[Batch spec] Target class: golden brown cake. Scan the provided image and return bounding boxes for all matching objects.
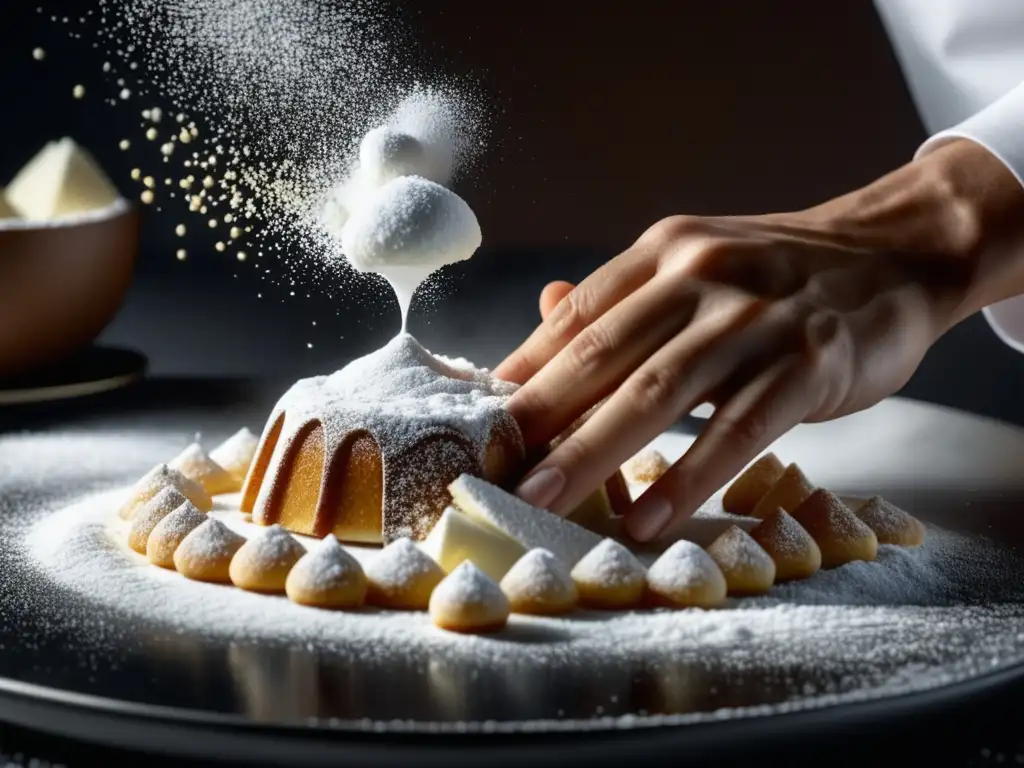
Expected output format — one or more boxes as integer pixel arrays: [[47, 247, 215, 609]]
[[241, 334, 526, 544]]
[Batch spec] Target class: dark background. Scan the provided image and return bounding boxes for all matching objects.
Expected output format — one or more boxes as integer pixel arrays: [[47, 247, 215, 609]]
[[4, 0, 1024, 425]]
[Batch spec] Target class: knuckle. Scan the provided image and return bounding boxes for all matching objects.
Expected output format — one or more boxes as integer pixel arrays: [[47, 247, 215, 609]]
[[566, 323, 617, 377], [547, 287, 590, 343], [626, 365, 680, 412], [637, 215, 702, 252], [718, 409, 769, 450]]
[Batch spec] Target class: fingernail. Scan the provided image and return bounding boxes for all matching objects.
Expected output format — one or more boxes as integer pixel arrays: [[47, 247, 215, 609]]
[[627, 494, 673, 542], [515, 466, 566, 510]]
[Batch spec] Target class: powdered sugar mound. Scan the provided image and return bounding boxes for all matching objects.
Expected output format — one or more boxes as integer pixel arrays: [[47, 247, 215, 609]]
[[208, 427, 259, 473], [366, 538, 442, 591], [239, 524, 305, 570], [570, 539, 647, 589], [177, 517, 245, 561], [708, 526, 774, 571], [430, 561, 508, 616], [500, 549, 576, 604], [339, 176, 481, 272], [646, 540, 724, 594], [288, 534, 364, 590]]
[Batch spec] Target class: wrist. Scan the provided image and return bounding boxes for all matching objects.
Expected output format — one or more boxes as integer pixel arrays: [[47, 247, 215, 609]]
[[806, 139, 1024, 326]]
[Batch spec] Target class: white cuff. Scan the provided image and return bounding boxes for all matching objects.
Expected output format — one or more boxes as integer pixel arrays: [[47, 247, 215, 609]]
[[916, 81, 1024, 352], [915, 79, 1024, 189]]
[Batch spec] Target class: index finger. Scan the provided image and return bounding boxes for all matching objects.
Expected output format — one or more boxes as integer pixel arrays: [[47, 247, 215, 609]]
[[492, 248, 658, 386]]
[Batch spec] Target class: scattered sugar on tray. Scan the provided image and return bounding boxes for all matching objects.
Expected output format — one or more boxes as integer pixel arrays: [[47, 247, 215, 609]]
[[17, 485, 1024, 724]]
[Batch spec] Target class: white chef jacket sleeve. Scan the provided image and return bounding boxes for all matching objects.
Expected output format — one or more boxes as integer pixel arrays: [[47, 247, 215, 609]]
[[874, 0, 1024, 351]]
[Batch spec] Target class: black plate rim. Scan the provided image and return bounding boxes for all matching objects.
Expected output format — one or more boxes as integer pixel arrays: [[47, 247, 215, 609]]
[[0, 652, 1023, 765]]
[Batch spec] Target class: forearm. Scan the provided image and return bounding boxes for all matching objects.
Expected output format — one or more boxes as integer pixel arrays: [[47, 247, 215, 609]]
[[806, 139, 1024, 329]]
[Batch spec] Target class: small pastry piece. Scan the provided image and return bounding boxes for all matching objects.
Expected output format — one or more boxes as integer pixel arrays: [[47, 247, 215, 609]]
[[420, 506, 525, 582], [146, 501, 208, 569], [285, 534, 368, 609], [168, 442, 236, 496], [645, 540, 727, 609], [500, 548, 578, 615], [706, 525, 776, 596], [751, 462, 814, 519], [749, 508, 822, 582], [119, 463, 212, 519], [855, 496, 926, 547], [722, 453, 785, 516], [208, 427, 259, 489], [173, 518, 247, 582], [127, 486, 188, 554], [365, 538, 446, 610], [449, 475, 602, 568], [792, 489, 878, 568], [429, 561, 510, 634], [570, 538, 647, 610], [622, 449, 671, 484], [229, 524, 307, 593]]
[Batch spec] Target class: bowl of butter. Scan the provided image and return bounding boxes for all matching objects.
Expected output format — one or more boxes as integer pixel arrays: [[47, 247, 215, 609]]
[[0, 138, 139, 378]]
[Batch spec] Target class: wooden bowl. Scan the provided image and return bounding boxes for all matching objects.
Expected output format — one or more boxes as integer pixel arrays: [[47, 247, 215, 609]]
[[0, 203, 140, 378]]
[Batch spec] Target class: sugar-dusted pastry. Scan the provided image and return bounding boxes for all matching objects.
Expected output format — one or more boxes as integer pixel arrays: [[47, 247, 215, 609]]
[[722, 453, 785, 516], [449, 475, 602, 568], [365, 538, 446, 610], [208, 427, 259, 490], [500, 548, 578, 615], [229, 524, 307, 593], [173, 518, 247, 583], [751, 462, 814, 519], [285, 534, 368, 609], [119, 463, 212, 520], [429, 561, 510, 634], [706, 525, 776, 596], [127, 486, 187, 554], [146, 501, 208, 569], [241, 335, 525, 545], [622, 449, 671, 484], [169, 442, 237, 496], [855, 496, 926, 547], [420, 506, 525, 582], [792, 489, 878, 568], [570, 538, 647, 610], [645, 540, 727, 609], [749, 507, 821, 582]]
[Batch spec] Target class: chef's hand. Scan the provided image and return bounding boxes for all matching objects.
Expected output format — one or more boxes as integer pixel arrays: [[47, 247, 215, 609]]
[[495, 139, 1024, 543]]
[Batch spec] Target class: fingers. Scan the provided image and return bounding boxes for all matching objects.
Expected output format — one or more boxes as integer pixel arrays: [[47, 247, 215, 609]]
[[513, 292, 763, 515], [540, 281, 575, 321], [492, 248, 659, 385], [507, 277, 702, 448], [625, 308, 853, 543]]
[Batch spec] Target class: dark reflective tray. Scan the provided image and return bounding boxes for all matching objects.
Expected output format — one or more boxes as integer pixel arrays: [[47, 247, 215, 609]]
[[2, 387, 1024, 766]]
